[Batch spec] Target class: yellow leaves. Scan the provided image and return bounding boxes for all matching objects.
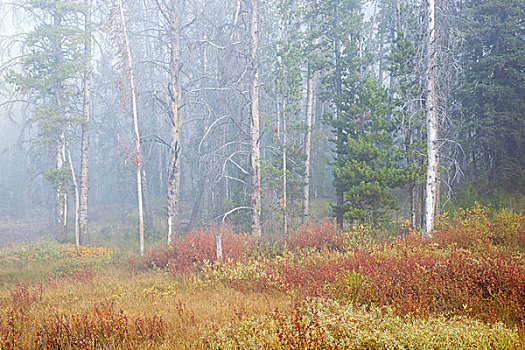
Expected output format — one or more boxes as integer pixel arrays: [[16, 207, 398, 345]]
[[58, 244, 112, 259]]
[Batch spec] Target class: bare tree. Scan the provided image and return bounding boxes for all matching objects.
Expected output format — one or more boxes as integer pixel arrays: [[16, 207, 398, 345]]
[[117, 0, 145, 255], [423, 0, 439, 237], [303, 56, 317, 221], [249, 0, 262, 236], [79, 0, 92, 245], [167, 0, 183, 243]]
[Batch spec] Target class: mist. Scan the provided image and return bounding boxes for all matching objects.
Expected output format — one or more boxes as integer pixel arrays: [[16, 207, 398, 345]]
[[0, 0, 523, 249]]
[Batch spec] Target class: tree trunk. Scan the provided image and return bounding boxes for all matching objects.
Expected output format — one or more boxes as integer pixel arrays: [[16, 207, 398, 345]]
[[66, 142, 80, 245], [250, 0, 262, 237], [303, 62, 317, 221], [167, 0, 183, 243], [334, 18, 344, 228], [118, 0, 145, 255], [142, 168, 154, 233], [56, 131, 67, 240], [423, 0, 438, 237], [282, 99, 288, 238], [79, 0, 92, 246]]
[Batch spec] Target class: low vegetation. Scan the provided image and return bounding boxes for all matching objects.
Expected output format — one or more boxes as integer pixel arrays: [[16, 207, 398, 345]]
[[1, 205, 524, 349]]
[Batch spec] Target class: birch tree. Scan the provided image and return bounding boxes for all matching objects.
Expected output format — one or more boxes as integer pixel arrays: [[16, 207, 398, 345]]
[[249, 0, 262, 236], [167, 0, 183, 243], [79, 0, 92, 245], [116, 0, 146, 255], [423, 0, 439, 236]]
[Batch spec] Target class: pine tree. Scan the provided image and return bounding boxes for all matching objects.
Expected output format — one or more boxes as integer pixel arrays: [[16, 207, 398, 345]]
[[332, 74, 414, 225], [7, 0, 85, 240], [458, 0, 525, 193]]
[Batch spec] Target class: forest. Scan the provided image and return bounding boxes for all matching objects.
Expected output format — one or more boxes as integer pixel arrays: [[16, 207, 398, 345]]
[[0, 0, 524, 348]]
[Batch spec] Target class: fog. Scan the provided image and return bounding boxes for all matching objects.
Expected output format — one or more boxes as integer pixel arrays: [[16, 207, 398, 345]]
[[0, 0, 522, 249]]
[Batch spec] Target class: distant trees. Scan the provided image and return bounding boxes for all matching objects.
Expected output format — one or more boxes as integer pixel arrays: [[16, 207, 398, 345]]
[[457, 0, 525, 194], [1, 0, 523, 246]]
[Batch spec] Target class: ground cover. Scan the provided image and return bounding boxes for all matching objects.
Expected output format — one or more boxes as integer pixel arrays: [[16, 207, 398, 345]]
[[0, 205, 524, 349]]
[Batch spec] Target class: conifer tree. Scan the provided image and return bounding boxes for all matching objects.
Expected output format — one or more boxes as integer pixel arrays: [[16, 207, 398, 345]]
[[7, 0, 85, 240]]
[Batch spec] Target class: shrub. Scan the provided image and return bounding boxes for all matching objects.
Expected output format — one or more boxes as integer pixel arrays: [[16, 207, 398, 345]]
[[205, 298, 523, 349], [435, 204, 525, 251], [287, 219, 346, 252], [137, 225, 254, 272], [35, 302, 167, 349]]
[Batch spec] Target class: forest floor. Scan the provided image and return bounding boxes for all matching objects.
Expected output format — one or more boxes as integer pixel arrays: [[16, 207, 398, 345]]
[[0, 205, 524, 349]]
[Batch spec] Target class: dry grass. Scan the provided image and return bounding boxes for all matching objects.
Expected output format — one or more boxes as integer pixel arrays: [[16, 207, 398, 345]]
[[0, 263, 291, 349]]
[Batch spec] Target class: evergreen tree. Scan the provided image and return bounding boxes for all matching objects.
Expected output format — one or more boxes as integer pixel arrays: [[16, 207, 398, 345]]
[[6, 0, 85, 239], [332, 74, 414, 225], [458, 0, 525, 193]]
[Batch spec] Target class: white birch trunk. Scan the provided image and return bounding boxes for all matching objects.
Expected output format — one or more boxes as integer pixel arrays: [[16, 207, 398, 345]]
[[167, 0, 182, 244], [79, 0, 92, 246], [282, 100, 288, 238], [250, 0, 262, 237], [303, 43, 317, 221], [423, 0, 439, 237], [118, 0, 145, 255], [66, 142, 80, 245]]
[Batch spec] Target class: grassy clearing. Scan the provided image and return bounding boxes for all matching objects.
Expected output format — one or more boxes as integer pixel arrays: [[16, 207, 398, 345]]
[[1, 205, 524, 349]]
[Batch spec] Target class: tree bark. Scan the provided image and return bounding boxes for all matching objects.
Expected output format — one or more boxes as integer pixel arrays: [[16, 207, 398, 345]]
[[56, 131, 67, 240], [423, 0, 439, 237], [303, 62, 317, 221], [282, 99, 288, 238], [167, 0, 183, 244], [118, 0, 145, 255], [66, 142, 80, 245], [79, 0, 92, 246], [249, 0, 262, 237], [334, 14, 344, 229], [142, 168, 154, 233]]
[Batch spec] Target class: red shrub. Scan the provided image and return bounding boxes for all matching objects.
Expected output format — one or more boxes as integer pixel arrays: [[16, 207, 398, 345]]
[[137, 224, 254, 273], [287, 219, 345, 252], [35, 303, 167, 349]]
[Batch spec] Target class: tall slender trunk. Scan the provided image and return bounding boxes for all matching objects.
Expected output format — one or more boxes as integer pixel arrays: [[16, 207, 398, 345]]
[[56, 131, 67, 240], [79, 0, 92, 245], [142, 168, 153, 233], [66, 142, 80, 245], [167, 0, 183, 243], [423, 0, 438, 237], [282, 100, 288, 237], [303, 62, 317, 221], [250, 0, 262, 237], [334, 14, 344, 228], [118, 0, 145, 255], [51, 11, 67, 241]]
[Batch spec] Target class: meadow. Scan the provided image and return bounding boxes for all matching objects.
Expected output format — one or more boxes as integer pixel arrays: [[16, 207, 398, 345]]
[[1, 205, 524, 349]]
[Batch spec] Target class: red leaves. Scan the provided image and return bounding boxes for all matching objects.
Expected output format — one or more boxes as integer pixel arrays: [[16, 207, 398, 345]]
[[136, 225, 254, 273], [35, 303, 167, 349], [287, 219, 345, 252]]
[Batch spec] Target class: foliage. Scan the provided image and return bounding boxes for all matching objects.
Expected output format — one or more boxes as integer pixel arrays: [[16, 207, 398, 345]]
[[196, 207, 525, 329], [206, 298, 523, 349], [436, 204, 525, 251], [35, 302, 167, 349], [134, 225, 254, 272], [331, 74, 416, 224], [457, 0, 525, 193], [286, 218, 346, 252]]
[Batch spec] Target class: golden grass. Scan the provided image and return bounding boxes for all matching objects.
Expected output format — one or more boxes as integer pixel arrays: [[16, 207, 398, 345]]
[[0, 264, 292, 349]]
